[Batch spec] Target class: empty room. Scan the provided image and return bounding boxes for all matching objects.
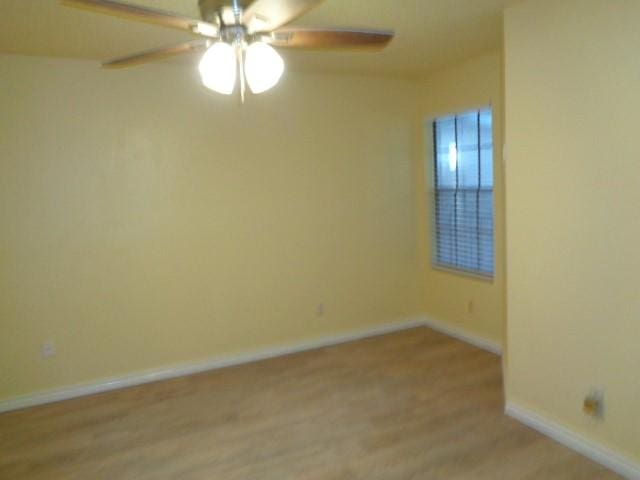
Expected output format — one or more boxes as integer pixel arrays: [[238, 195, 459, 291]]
[[1, 0, 639, 478]]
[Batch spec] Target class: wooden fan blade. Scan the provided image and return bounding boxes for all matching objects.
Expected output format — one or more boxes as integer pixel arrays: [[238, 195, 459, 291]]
[[103, 40, 208, 68], [266, 28, 394, 50], [60, 0, 219, 37], [243, 0, 324, 32]]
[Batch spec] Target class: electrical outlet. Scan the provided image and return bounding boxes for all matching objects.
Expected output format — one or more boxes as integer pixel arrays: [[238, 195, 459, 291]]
[[583, 388, 605, 419], [41, 340, 56, 359]]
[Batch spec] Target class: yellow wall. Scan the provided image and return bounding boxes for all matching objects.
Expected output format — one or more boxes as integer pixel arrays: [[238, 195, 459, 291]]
[[0, 54, 423, 402], [415, 52, 506, 346], [505, 0, 640, 463]]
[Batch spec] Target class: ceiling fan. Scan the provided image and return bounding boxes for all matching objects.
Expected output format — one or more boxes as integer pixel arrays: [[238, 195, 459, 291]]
[[61, 0, 395, 101]]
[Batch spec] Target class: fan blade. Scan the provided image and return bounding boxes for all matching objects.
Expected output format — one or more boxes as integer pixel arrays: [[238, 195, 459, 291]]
[[265, 28, 394, 50], [60, 0, 219, 37], [103, 40, 208, 68], [243, 0, 324, 32]]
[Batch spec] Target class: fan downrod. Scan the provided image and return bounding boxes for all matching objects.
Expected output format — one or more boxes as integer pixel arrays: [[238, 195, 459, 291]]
[[198, 0, 251, 23]]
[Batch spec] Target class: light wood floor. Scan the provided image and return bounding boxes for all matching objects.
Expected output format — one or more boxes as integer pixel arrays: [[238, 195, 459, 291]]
[[0, 327, 621, 479]]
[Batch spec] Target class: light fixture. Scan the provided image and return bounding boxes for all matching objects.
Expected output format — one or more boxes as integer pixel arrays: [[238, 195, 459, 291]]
[[198, 42, 237, 95], [244, 42, 285, 94], [198, 41, 284, 98]]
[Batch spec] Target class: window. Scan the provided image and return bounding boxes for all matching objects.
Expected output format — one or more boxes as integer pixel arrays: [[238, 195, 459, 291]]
[[431, 107, 494, 277]]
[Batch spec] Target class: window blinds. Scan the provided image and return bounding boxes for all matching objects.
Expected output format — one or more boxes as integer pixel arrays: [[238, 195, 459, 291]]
[[432, 108, 494, 277]]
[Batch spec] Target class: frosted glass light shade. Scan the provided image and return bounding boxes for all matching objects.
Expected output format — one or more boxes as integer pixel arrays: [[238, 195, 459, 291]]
[[244, 42, 284, 94], [199, 42, 237, 95]]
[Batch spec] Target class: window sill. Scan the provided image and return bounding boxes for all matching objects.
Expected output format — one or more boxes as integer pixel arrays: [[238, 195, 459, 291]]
[[431, 264, 495, 283]]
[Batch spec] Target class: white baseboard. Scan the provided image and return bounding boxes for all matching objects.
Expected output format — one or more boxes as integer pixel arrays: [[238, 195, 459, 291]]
[[0, 317, 425, 414], [0, 316, 502, 414], [422, 316, 502, 355], [506, 401, 640, 480]]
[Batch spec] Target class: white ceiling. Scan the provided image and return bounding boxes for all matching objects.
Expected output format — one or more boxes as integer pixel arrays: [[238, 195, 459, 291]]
[[0, 0, 510, 77]]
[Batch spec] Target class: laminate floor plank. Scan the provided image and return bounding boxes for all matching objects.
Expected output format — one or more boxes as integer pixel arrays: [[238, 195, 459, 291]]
[[0, 327, 621, 479]]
